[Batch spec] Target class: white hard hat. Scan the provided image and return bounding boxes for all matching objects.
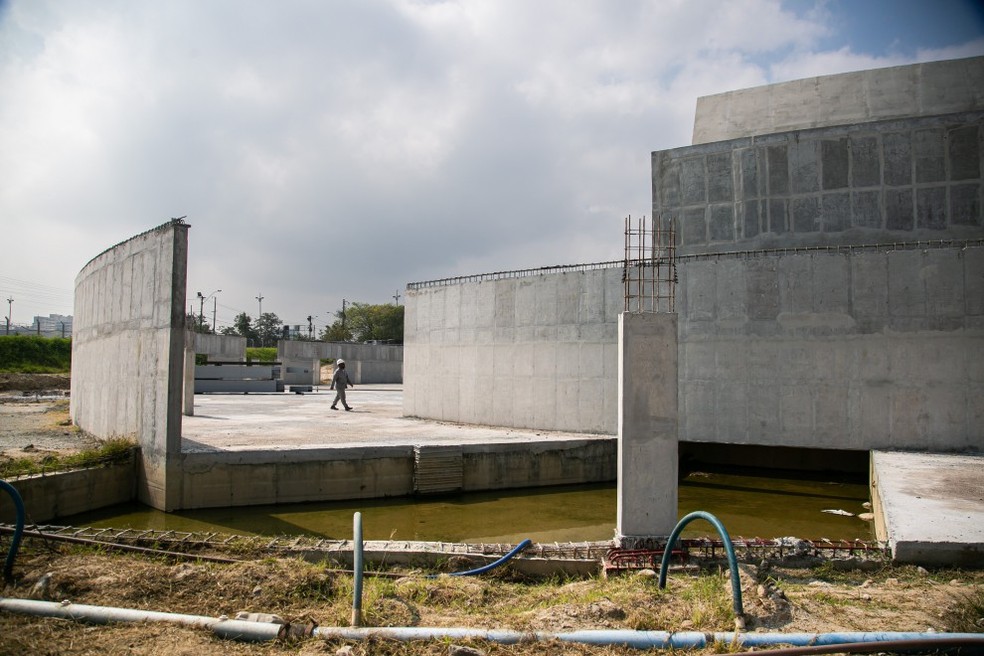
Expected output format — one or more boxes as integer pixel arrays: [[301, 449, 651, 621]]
[[336, 359, 345, 365]]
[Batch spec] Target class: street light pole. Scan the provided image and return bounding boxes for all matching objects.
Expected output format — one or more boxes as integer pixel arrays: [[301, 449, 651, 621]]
[[5, 297, 12, 335], [256, 293, 264, 318]]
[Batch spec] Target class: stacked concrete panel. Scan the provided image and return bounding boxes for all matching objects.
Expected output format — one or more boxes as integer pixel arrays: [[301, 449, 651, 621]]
[[70, 220, 189, 510]]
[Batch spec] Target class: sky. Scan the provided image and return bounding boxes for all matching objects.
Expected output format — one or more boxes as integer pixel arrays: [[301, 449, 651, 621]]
[[2, 0, 983, 334]]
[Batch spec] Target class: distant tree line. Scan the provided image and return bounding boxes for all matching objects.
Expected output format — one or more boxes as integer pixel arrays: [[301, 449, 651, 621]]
[[191, 302, 403, 346]]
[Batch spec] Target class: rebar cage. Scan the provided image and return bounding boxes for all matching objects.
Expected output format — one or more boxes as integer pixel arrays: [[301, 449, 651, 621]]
[[622, 214, 677, 313]]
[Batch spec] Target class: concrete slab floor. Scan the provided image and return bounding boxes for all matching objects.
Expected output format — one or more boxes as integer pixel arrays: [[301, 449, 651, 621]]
[[871, 450, 984, 567], [181, 384, 611, 452]]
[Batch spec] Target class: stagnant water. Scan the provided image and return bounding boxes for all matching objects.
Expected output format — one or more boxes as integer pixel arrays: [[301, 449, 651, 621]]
[[61, 470, 872, 544]]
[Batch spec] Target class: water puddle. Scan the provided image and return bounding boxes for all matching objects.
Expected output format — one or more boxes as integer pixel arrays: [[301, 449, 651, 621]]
[[62, 470, 872, 543]]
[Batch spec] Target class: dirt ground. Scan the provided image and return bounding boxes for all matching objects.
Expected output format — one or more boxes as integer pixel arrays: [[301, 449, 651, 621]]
[[0, 376, 981, 654]]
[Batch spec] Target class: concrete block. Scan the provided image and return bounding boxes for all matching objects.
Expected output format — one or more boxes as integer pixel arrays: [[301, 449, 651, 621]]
[[851, 135, 881, 187], [709, 204, 735, 241], [852, 190, 882, 228], [882, 132, 912, 186], [741, 199, 761, 238], [707, 152, 733, 202], [951, 183, 981, 226], [767, 145, 789, 195], [768, 198, 788, 233], [714, 259, 745, 321], [739, 148, 761, 199], [885, 188, 914, 230], [682, 341, 715, 381], [680, 157, 706, 204], [792, 196, 821, 233], [823, 192, 851, 232], [916, 186, 947, 230], [948, 124, 981, 181], [789, 138, 820, 194], [913, 128, 946, 183], [681, 207, 707, 246], [822, 138, 849, 190]]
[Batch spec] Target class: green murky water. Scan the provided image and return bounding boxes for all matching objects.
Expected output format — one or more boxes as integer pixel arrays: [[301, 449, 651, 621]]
[[62, 471, 871, 543]]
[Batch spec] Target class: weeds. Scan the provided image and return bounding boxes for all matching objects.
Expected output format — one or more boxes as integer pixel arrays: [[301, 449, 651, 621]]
[[944, 587, 984, 632], [0, 437, 136, 478]]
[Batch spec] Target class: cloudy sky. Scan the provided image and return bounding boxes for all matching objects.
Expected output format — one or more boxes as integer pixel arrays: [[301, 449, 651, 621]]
[[2, 0, 983, 334]]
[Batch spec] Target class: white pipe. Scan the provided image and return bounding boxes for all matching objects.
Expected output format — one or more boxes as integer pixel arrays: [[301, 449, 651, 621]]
[[3, 597, 983, 650]]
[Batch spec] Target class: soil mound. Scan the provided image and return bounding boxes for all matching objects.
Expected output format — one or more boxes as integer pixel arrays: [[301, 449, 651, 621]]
[[0, 373, 71, 393]]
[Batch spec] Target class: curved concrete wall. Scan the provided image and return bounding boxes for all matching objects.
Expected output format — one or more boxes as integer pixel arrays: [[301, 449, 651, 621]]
[[71, 220, 188, 509], [404, 267, 622, 433], [694, 56, 984, 144], [404, 242, 984, 453]]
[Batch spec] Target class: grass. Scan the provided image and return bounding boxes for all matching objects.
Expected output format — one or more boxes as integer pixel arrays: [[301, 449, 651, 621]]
[[0, 437, 135, 478], [944, 587, 984, 632]]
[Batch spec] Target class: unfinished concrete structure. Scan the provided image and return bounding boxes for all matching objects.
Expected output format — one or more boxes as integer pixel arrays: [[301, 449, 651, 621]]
[[405, 56, 984, 458]]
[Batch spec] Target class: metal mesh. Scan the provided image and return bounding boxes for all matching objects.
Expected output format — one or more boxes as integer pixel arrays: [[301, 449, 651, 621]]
[[622, 214, 677, 313]]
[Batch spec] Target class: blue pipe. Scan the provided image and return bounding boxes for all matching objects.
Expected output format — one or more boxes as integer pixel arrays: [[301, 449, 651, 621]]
[[0, 479, 26, 583], [352, 512, 363, 627], [658, 511, 743, 617], [427, 539, 533, 578]]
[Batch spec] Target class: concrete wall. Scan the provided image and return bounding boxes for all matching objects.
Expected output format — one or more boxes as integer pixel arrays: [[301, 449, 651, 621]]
[[192, 333, 247, 361], [657, 112, 984, 253], [279, 340, 403, 383], [71, 220, 188, 510], [694, 56, 984, 144], [404, 241, 983, 452], [404, 267, 622, 433], [178, 439, 614, 509], [0, 458, 136, 523]]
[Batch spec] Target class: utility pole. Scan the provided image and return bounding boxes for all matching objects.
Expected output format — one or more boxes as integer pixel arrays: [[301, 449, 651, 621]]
[[256, 293, 264, 318], [212, 296, 218, 333], [5, 296, 12, 335], [307, 315, 313, 339], [341, 298, 347, 329], [393, 290, 401, 305], [197, 291, 206, 329]]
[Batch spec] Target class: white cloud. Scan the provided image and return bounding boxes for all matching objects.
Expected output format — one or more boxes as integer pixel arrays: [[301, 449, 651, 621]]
[[0, 0, 980, 324]]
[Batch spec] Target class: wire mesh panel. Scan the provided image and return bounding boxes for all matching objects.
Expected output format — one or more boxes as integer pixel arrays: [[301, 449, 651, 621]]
[[622, 215, 676, 313]]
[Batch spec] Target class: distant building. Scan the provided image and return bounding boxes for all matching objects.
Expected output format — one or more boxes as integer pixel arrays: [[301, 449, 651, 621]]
[[31, 314, 73, 338]]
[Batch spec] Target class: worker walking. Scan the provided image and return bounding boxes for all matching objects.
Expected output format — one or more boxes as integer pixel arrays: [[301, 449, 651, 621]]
[[329, 359, 354, 411]]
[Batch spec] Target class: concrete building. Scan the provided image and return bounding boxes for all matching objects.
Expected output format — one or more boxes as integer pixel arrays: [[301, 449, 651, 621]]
[[405, 56, 984, 458]]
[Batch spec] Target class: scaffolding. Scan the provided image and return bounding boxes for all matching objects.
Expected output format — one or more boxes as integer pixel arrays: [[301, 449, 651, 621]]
[[623, 214, 676, 313]]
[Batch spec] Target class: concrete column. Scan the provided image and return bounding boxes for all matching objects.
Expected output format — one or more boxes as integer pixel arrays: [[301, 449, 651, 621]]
[[182, 347, 195, 416], [617, 312, 678, 543]]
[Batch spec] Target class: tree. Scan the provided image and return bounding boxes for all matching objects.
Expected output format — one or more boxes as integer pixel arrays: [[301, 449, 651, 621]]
[[320, 320, 352, 343], [186, 312, 213, 334], [229, 312, 257, 341], [337, 302, 404, 343], [254, 312, 283, 347]]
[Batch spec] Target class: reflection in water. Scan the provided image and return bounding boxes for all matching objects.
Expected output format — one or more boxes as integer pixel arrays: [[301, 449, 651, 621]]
[[64, 471, 872, 543]]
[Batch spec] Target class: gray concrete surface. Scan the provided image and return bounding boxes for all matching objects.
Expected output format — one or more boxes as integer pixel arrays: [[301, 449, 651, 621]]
[[617, 313, 678, 542], [693, 56, 984, 143], [183, 384, 607, 451], [178, 384, 616, 509], [71, 220, 188, 511], [870, 450, 984, 567]]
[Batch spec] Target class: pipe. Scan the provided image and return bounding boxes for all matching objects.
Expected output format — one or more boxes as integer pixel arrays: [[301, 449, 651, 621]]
[[427, 538, 532, 578], [2, 598, 983, 651], [0, 479, 25, 583], [658, 511, 743, 618], [351, 511, 363, 627]]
